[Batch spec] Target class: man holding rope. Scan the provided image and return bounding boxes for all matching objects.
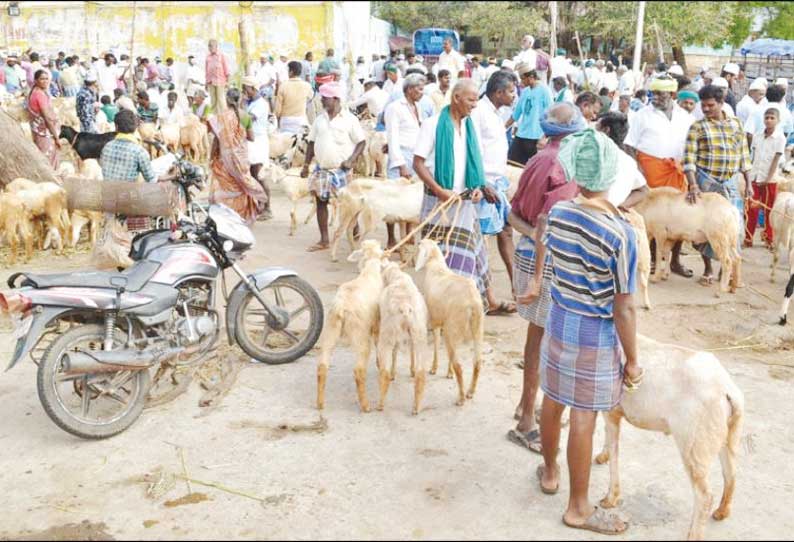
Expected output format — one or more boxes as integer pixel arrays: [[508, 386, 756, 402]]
[[412, 79, 506, 306]]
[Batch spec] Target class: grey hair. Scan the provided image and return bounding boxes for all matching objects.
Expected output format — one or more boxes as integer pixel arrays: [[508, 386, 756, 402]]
[[545, 101, 577, 125], [485, 70, 515, 97], [403, 73, 427, 91], [451, 78, 479, 97]]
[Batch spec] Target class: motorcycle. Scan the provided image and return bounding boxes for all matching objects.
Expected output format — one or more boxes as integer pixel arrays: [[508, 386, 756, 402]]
[[1, 203, 324, 439]]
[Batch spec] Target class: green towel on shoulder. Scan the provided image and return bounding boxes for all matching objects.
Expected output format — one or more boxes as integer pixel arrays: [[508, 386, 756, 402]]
[[433, 106, 485, 191]]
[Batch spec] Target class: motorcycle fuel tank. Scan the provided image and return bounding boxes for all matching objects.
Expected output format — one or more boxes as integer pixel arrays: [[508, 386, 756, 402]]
[[147, 244, 219, 286]]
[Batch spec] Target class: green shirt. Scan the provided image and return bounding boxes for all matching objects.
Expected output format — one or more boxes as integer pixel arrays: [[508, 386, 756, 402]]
[[101, 104, 119, 123]]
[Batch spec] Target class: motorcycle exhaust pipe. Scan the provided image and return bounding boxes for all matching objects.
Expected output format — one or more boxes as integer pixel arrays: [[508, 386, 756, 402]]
[[63, 346, 186, 374]]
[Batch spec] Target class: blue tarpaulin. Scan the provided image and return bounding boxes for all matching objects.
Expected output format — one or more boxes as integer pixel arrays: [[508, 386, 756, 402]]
[[412, 28, 460, 57], [740, 38, 794, 57]]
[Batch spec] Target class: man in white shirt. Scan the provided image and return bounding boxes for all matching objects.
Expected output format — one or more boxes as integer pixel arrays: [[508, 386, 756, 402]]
[[372, 54, 387, 83], [185, 55, 205, 102], [406, 53, 427, 75], [744, 84, 793, 144], [484, 57, 500, 81], [350, 79, 389, 119], [382, 63, 403, 99], [549, 48, 573, 89], [354, 57, 368, 82], [274, 53, 290, 89], [436, 38, 466, 82], [617, 64, 634, 96], [736, 77, 767, 127], [624, 76, 695, 276], [254, 54, 277, 108], [159, 91, 185, 127], [596, 112, 648, 209], [470, 70, 518, 302], [300, 82, 366, 252], [414, 79, 508, 313], [551, 76, 574, 104], [96, 53, 120, 100], [513, 35, 537, 71], [470, 56, 488, 89], [746, 107, 787, 247]]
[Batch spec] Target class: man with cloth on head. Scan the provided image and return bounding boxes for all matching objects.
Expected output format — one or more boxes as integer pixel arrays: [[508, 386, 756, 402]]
[[624, 75, 695, 277], [413, 78, 502, 301], [301, 82, 366, 252], [736, 77, 768, 127], [504, 102, 586, 453], [470, 70, 519, 315]]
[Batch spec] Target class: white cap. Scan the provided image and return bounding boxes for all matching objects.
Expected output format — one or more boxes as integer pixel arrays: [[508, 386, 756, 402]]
[[700, 65, 711, 73], [397, 54, 405, 60], [775, 77, 789, 87], [416, 55, 423, 62], [501, 59, 515, 70], [749, 77, 768, 91], [668, 64, 684, 76], [722, 62, 740, 75], [712, 76, 729, 89]]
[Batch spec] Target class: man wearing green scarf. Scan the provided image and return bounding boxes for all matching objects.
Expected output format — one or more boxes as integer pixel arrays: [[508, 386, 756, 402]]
[[413, 79, 504, 301]]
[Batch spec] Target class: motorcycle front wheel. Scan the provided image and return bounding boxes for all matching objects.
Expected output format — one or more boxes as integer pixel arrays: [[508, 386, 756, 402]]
[[37, 324, 150, 439], [233, 276, 323, 364]]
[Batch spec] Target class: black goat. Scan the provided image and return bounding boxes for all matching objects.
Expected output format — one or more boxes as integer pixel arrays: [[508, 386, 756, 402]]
[[59, 126, 117, 161]]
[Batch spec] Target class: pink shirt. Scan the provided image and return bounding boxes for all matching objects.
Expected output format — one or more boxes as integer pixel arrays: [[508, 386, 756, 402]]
[[205, 52, 229, 86], [512, 138, 578, 227]]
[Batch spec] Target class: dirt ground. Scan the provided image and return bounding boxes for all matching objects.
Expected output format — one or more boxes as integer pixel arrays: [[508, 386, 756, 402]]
[[1, 188, 793, 541]]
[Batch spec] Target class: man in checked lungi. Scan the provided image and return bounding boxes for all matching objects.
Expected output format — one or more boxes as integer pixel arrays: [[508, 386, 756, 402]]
[[533, 129, 644, 535], [301, 82, 367, 252], [412, 78, 513, 311]]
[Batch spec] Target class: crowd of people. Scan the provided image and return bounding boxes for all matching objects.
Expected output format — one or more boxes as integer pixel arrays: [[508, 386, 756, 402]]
[[6, 32, 792, 535]]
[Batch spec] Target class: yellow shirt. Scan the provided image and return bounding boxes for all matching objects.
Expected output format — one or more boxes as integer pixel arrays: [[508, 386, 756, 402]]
[[275, 78, 314, 119]]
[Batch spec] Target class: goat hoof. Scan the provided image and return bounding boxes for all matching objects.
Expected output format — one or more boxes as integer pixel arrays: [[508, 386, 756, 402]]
[[712, 508, 730, 521], [360, 405, 371, 413], [594, 452, 610, 465], [465, 391, 474, 399], [411, 408, 419, 416], [455, 399, 465, 407], [779, 316, 787, 326], [446, 373, 454, 380], [599, 496, 621, 509], [376, 404, 384, 412], [429, 369, 437, 375]]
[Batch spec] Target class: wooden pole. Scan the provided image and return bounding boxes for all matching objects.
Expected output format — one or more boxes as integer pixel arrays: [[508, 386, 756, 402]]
[[574, 31, 589, 91], [0, 110, 59, 186], [632, 1, 646, 72], [653, 22, 664, 64], [549, 1, 559, 56]]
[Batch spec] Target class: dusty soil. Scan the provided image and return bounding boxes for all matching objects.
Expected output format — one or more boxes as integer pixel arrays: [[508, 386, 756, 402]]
[[1, 189, 793, 540]]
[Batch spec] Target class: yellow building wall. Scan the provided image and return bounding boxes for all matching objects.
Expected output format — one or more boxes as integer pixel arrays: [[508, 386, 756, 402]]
[[1, 2, 334, 75]]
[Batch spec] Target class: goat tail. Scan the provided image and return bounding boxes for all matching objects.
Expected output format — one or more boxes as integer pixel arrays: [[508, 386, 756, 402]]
[[724, 382, 745, 457]]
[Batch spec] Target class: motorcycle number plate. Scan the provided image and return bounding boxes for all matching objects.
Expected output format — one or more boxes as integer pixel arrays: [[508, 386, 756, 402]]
[[11, 315, 33, 341]]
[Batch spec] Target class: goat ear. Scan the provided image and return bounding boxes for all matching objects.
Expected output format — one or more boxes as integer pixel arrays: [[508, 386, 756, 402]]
[[414, 246, 428, 271], [347, 249, 363, 263]]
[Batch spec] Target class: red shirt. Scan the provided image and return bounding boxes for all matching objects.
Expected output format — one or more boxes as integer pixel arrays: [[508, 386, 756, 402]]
[[205, 51, 229, 85], [511, 138, 578, 227], [28, 87, 50, 115]]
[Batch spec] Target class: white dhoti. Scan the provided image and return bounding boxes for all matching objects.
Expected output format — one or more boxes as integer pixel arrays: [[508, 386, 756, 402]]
[[247, 135, 269, 166], [279, 116, 308, 135]]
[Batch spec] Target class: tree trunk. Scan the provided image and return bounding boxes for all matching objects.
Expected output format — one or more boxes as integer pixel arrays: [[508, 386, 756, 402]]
[[239, 20, 251, 77], [672, 44, 687, 74], [62, 176, 179, 216], [0, 109, 59, 186]]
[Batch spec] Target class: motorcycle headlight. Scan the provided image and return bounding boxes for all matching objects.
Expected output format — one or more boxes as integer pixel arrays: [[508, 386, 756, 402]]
[[223, 240, 234, 253]]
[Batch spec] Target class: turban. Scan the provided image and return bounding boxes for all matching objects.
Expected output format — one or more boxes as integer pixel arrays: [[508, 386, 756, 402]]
[[384, 63, 399, 74], [315, 73, 334, 85], [749, 77, 768, 91], [558, 129, 618, 192], [677, 90, 699, 103], [649, 77, 677, 93], [712, 77, 729, 89], [318, 82, 343, 99], [556, 48, 567, 56], [241, 75, 259, 89], [540, 106, 586, 138]]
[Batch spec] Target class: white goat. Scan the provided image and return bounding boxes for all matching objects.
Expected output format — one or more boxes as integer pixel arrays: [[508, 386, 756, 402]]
[[274, 167, 338, 236], [623, 208, 652, 310], [330, 178, 422, 262], [376, 261, 429, 414], [6, 178, 70, 255], [595, 334, 744, 541], [634, 187, 740, 295], [316, 240, 384, 413], [769, 192, 794, 324], [69, 160, 104, 247], [414, 239, 484, 405]]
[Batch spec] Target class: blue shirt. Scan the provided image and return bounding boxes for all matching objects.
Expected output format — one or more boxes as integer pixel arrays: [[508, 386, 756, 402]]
[[512, 84, 551, 140], [543, 200, 637, 319]]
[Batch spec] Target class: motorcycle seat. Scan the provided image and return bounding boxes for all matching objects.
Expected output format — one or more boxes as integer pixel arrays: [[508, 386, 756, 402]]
[[14, 261, 160, 293]]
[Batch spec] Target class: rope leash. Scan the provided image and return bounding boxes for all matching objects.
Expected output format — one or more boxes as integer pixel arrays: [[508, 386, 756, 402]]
[[383, 193, 463, 259]]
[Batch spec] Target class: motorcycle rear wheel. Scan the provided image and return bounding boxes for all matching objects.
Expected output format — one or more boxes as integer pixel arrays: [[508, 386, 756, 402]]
[[37, 324, 150, 439], [233, 276, 323, 364]]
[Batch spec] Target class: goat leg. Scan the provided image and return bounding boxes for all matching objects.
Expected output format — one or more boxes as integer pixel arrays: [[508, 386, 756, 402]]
[[598, 410, 623, 508]]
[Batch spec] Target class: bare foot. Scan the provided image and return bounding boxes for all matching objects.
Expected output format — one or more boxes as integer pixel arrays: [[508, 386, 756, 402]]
[[307, 242, 329, 252]]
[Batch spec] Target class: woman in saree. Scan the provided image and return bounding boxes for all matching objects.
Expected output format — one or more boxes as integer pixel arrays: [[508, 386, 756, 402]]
[[27, 69, 61, 168], [207, 87, 267, 223]]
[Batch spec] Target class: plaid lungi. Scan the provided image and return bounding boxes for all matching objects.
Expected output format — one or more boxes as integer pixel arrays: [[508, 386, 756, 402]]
[[309, 167, 348, 202], [513, 234, 553, 327], [420, 187, 491, 295], [540, 303, 624, 411], [476, 176, 511, 235], [695, 168, 743, 260]]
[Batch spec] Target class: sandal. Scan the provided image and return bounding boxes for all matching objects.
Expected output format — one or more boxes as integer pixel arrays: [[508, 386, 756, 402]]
[[698, 275, 714, 287], [536, 464, 559, 495], [306, 242, 329, 253], [487, 301, 517, 316], [563, 506, 628, 535], [507, 428, 543, 454], [670, 263, 694, 278]]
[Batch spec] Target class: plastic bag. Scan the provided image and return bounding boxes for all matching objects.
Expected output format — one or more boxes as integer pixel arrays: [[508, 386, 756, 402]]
[[92, 213, 133, 269]]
